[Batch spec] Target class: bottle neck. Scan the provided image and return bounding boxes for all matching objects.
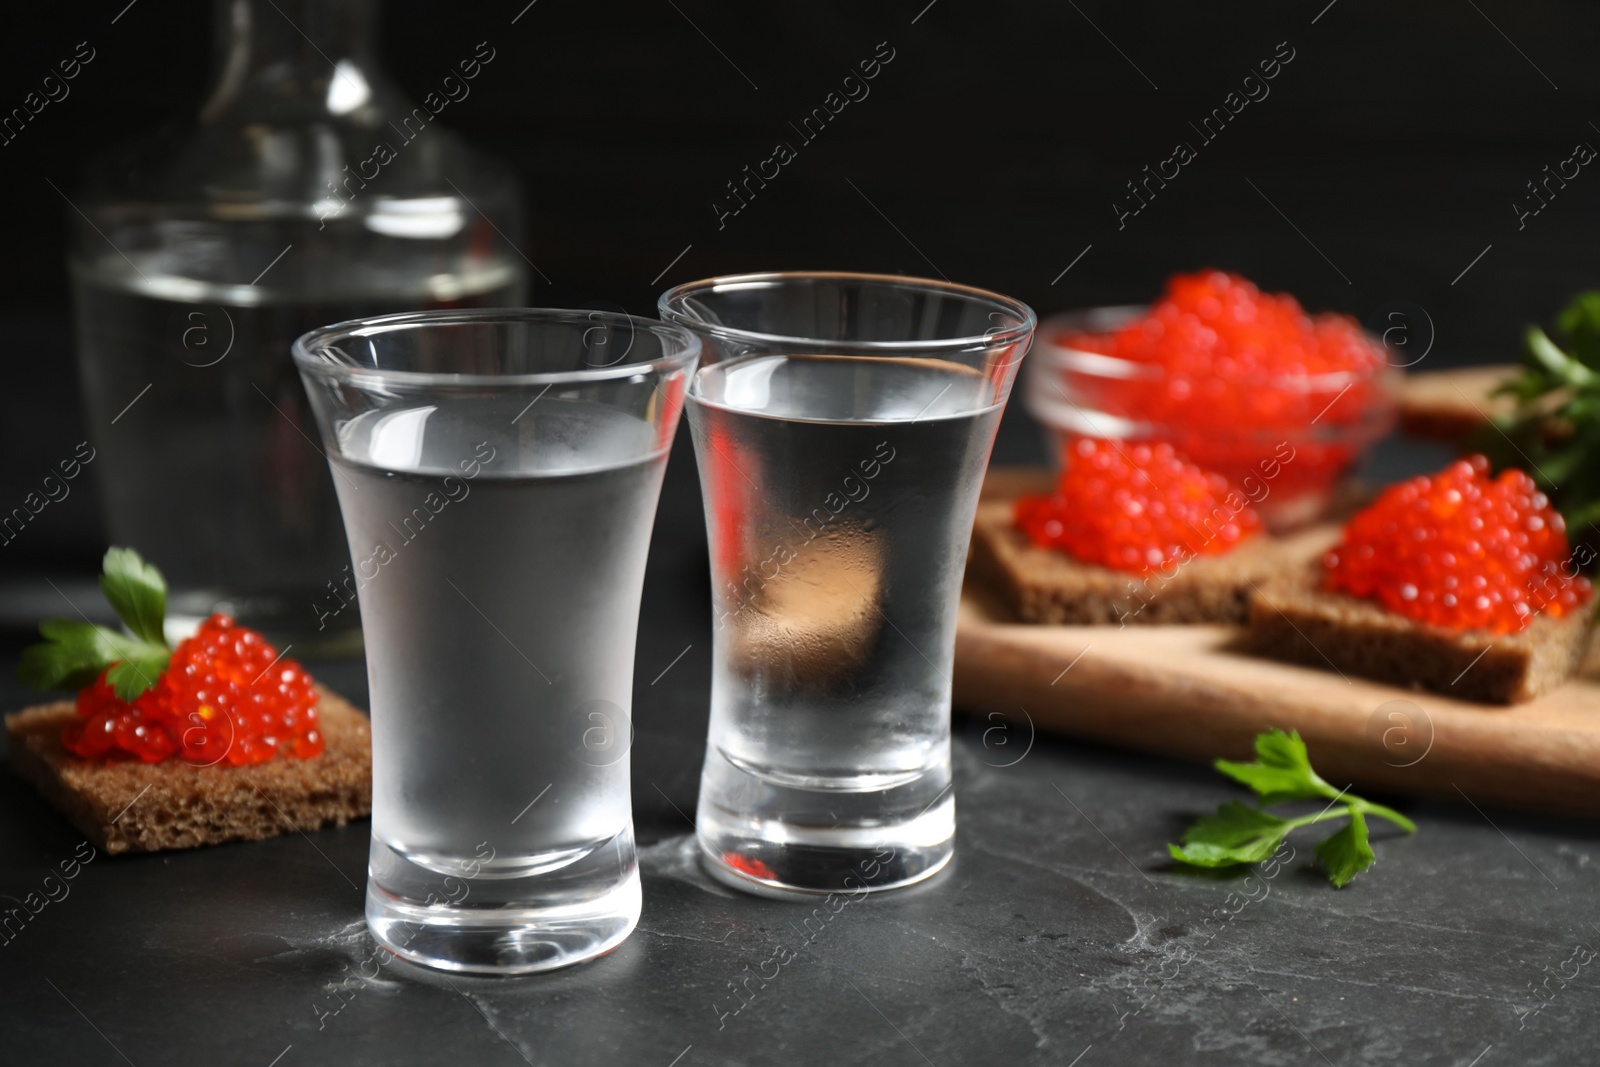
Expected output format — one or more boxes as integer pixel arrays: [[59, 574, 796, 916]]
[[202, 0, 382, 121]]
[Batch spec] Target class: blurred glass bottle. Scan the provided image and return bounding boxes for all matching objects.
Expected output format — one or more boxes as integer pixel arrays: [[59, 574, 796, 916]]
[[68, 0, 527, 651]]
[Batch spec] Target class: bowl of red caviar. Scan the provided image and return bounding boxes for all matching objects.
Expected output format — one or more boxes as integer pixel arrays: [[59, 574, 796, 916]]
[[1024, 271, 1399, 530]]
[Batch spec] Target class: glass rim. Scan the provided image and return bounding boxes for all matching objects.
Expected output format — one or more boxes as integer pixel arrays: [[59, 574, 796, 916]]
[[291, 307, 701, 388], [657, 270, 1037, 354]]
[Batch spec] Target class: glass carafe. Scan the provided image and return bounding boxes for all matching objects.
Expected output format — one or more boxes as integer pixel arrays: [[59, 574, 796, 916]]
[[68, 0, 527, 650]]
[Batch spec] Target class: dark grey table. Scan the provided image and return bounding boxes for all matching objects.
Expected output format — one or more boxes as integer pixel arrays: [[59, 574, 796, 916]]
[[3, 430, 1597, 1067]]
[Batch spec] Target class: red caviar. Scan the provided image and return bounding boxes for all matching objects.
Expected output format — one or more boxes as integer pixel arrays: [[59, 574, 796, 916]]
[[1059, 270, 1386, 502], [1014, 437, 1263, 572], [62, 614, 323, 765], [1323, 455, 1593, 634]]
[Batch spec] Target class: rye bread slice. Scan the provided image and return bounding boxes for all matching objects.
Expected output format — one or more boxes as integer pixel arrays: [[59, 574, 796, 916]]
[[1248, 568, 1599, 704], [968, 500, 1320, 625], [5, 685, 371, 854], [1396, 364, 1576, 448], [1396, 365, 1519, 443]]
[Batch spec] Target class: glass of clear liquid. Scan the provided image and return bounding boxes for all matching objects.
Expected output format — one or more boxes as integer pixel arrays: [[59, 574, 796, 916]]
[[659, 272, 1035, 896], [294, 308, 699, 973]]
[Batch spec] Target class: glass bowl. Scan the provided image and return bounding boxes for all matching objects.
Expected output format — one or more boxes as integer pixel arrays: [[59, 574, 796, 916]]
[[1023, 305, 1399, 530]]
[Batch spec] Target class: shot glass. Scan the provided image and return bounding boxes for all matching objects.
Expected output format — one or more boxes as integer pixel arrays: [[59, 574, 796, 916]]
[[659, 272, 1035, 896], [294, 309, 698, 973]]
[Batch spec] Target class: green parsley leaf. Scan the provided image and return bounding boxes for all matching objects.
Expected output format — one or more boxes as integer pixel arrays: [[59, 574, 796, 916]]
[[17, 620, 118, 691], [105, 651, 173, 702], [15, 548, 173, 701], [1169, 729, 1415, 888], [99, 547, 167, 646], [1525, 326, 1598, 390], [1167, 802, 1291, 867], [1556, 291, 1600, 369], [17, 619, 170, 699], [1479, 294, 1600, 532], [1213, 728, 1341, 806], [1315, 810, 1374, 889]]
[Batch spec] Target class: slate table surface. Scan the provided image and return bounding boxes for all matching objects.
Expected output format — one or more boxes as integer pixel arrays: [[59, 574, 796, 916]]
[[2, 427, 1597, 1067]]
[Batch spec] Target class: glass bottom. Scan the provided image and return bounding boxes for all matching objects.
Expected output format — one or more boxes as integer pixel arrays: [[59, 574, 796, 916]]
[[364, 830, 640, 975], [695, 746, 955, 898]]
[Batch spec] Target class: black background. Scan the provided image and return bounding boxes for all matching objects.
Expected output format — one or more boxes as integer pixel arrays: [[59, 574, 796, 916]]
[[2, 0, 1596, 584]]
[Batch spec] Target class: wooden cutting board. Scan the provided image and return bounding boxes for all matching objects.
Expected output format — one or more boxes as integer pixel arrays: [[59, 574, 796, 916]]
[[953, 469, 1600, 817]]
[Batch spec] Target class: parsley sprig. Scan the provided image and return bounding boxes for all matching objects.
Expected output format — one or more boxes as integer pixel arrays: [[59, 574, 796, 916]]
[[1168, 730, 1416, 888], [18, 548, 172, 701], [1483, 292, 1600, 533]]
